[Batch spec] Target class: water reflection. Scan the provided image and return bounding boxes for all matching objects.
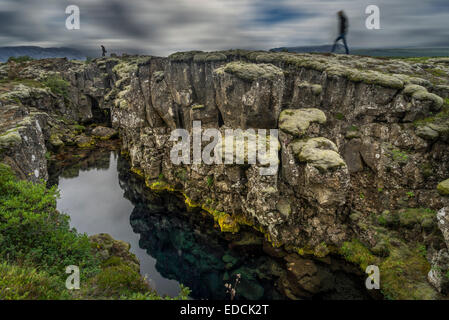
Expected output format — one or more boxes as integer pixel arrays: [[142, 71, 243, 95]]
[[119, 160, 286, 300], [52, 147, 373, 300], [53, 149, 180, 297]]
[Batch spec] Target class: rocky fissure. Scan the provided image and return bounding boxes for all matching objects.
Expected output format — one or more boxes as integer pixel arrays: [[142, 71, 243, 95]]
[[1, 51, 449, 299]]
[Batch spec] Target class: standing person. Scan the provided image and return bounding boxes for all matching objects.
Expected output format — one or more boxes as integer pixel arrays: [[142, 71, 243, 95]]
[[331, 10, 349, 54], [101, 45, 107, 57]]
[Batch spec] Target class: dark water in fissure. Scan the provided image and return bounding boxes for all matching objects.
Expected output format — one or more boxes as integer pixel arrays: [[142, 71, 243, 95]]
[[50, 146, 373, 300]]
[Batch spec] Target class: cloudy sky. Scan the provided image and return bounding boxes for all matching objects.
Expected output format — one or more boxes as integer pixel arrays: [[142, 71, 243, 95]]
[[1, 0, 448, 56]]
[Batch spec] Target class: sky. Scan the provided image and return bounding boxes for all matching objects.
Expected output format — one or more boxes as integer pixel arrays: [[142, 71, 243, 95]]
[[0, 0, 448, 56]]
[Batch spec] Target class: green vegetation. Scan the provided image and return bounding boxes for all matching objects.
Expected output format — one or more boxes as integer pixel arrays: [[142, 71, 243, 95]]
[[216, 61, 284, 82], [0, 163, 190, 300], [0, 262, 68, 299], [406, 191, 415, 198], [43, 75, 69, 98], [437, 179, 449, 196], [7, 56, 34, 63], [207, 175, 214, 187], [390, 148, 409, 164], [344, 207, 440, 299]]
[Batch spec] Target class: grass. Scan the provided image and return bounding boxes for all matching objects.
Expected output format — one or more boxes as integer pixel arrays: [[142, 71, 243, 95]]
[[0, 163, 190, 300]]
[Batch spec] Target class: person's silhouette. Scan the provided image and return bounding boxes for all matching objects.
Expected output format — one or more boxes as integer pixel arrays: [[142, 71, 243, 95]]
[[101, 45, 107, 57], [331, 11, 349, 54]]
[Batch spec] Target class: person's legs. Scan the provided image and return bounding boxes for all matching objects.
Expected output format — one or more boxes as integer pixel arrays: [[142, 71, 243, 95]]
[[342, 35, 349, 54], [331, 35, 343, 53]]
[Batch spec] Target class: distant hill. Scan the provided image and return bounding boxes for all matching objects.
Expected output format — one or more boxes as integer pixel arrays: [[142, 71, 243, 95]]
[[270, 45, 449, 57], [0, 46, 87, 62]]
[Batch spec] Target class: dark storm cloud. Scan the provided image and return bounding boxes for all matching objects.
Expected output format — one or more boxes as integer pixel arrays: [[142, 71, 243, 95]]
[[80, 0, 151, 39], [0, 0, 448, 56]]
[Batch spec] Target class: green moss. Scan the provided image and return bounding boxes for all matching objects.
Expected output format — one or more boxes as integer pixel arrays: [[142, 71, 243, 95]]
[[0, 130, 22, 148], [291, 137, 346, 170], [168, 51, 204, 62], [191, 104, 205, 110], [339, 239, 377, 271], [279, 108, 327, 136], [437, 179, 449, 195], [429, 68, 447, 78], [71, 124, 86, 133], [412, 90, 444, 110], [348, 70, 404, 89], [193, 52, 227, 63], [390, 148, 409, 164], [217, 61, 284, 82], [381, 243, 435, 300], [397, 208, 436, 228]]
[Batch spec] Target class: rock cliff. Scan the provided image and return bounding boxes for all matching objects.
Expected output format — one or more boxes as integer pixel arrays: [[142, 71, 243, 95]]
[[1, 51, 449, 299]]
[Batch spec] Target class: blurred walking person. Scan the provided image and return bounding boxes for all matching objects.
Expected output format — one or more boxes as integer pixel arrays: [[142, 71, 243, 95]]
[[331, 10, 349, 54]]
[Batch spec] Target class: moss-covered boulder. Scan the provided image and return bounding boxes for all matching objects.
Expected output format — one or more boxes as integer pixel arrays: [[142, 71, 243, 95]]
[[89, 233, 140, 273], [0, 129, 22, 149], [291, 137, 346, 170], [279, 108, 326, 136], [217, 61, 284, 82], [437, 179, 449, 196], [74, 135, 95, 148]]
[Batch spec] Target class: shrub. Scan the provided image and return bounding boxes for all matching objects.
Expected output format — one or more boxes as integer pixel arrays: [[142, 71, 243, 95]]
[[0, 163, 191, 300], [94, 264, 149, 297], [0, 163, 100, 280], [43, 75, 69, 98], [7, 56, 34, 63]]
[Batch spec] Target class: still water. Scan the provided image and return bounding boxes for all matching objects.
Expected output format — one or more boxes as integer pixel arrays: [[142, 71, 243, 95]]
[[55, 151, 180, 297], [50, 146, 372, 300]]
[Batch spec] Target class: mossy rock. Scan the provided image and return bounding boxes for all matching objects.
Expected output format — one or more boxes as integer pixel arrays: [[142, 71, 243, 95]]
[[217, 213, 240, 233], [348, 70, 404, 89], [340, 238, 438, 300], [74, 135, 95, 148], [413, 91, 444, 110], [416, 125, 439, 140], [279, 108, 326, 136], [437, 179, 449, 196], [298, 81, 322, 96], [193, 52, 227, 63], [216, 61, 283, 82], [291, 137, 346, 170], [0, 130, 22, 149], [168, 51, 204, 62], [49, 133, 64, 148]]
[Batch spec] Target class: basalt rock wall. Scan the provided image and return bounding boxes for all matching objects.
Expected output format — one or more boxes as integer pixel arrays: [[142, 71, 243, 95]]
[[2, 51, 449, 298]]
